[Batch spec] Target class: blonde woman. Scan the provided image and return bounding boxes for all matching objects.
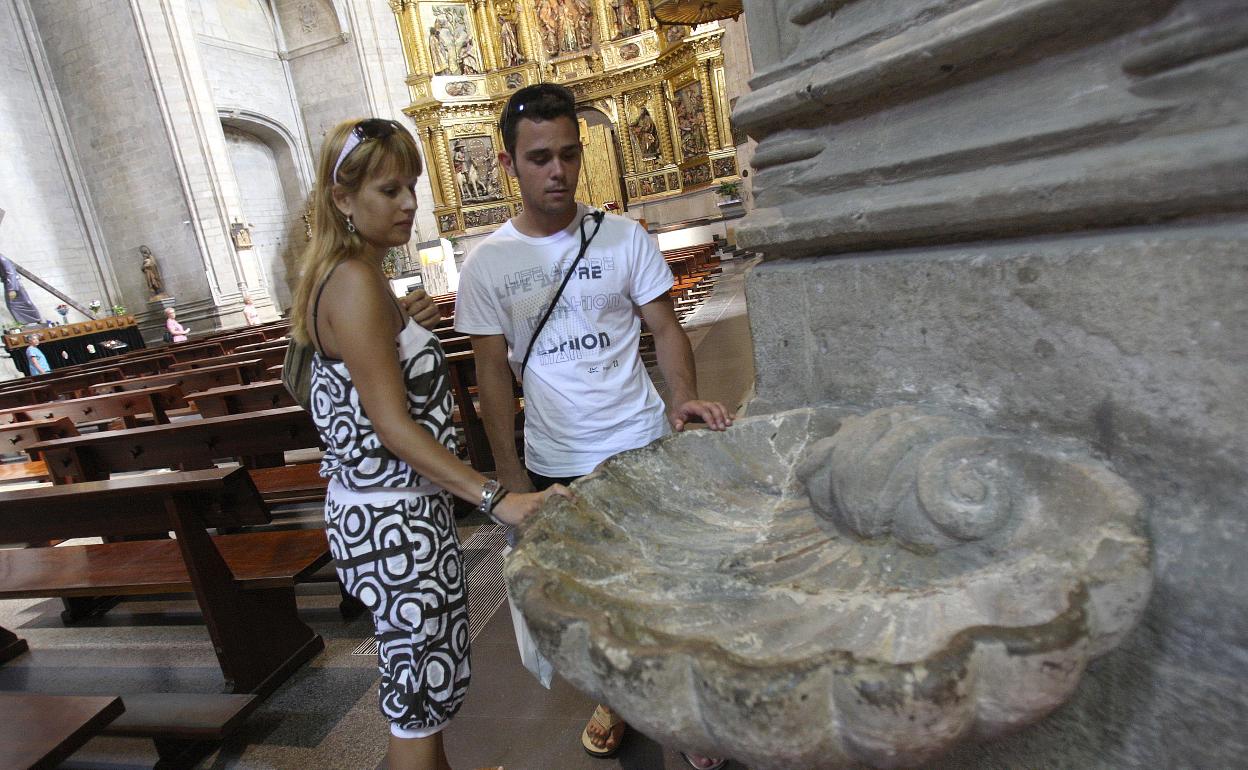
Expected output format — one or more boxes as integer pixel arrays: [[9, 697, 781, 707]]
[[163, 307, 189, 342], [290, 118, 569, 770]]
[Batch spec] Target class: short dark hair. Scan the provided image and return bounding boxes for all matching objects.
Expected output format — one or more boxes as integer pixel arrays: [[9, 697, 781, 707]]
[[499, 83, 578, 157]]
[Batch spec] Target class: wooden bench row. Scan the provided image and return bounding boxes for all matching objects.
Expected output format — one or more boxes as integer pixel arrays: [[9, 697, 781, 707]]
[[0, 690, 257, 770], [0, 467, 327, 766]]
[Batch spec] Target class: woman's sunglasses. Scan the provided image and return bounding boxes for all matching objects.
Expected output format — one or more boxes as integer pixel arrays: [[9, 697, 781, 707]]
[[332, 118, 402, 184]]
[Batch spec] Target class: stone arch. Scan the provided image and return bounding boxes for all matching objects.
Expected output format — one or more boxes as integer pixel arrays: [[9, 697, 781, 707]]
[[219, 110, 310, 312]]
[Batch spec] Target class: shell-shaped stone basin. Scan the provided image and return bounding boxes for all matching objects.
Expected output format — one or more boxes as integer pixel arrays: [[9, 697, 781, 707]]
[[505, 406, 1152, 769]]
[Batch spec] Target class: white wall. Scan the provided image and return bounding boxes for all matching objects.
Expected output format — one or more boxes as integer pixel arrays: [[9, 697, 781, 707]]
[[223, 125, 297, 310], [0, 0, 112, 333]]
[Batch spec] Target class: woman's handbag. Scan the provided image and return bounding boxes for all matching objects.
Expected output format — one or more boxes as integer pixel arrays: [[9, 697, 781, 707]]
[[502, 544, 554, 688], [281, 337, 315, 411]]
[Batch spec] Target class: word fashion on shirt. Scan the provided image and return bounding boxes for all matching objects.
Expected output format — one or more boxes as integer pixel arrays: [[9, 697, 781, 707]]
[[537, 330, 612, 361]]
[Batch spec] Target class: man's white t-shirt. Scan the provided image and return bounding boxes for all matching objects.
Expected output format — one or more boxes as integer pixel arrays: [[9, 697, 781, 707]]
[[454, 205, 674, 477]]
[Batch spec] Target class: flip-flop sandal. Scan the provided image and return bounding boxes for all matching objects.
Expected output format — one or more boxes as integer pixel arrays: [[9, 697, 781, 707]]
[[679, 752, 728, 770], [581, 704, 626, 758]]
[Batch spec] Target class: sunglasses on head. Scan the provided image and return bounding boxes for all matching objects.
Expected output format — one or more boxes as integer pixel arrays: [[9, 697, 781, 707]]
[[332, 118, 403, 184], [500, 85, 575, 131]]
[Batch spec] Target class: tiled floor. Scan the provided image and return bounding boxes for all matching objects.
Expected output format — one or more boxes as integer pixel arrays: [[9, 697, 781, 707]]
[[0, 254, 758, 769]]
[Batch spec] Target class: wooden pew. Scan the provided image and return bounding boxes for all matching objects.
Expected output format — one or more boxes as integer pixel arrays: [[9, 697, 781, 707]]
[[161, 340, 226, 363], [0, 367, 124, 409], [3, 384, 182, 429], [0, 416, 76, 454], [88, 360, 264, 397], [4, 691, 262, 770], [186, 381, 296, 418], [100, 691, 259, 769], [30, 405, 320, 480], [4, 350, 171, 381], [0, 418, 76, 483], [168, 346, 287, 374], [29, 406, 328, 503], [204, 329, 276, 353], [444, 349, 516, 473], [232, 338, 289, 354], [0, 467, 329, 696], [0, 692, 124, 769]]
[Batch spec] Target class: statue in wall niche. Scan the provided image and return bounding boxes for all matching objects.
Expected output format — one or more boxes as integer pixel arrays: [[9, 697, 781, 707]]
[[573, 0, 593, 49], [504, 405, 1154, 770], [630, 106, 660, 160], [499, 14, 524, 67], [139, 245, 165, 298], [557, 0, 579, 52], [428, 22, 451, 75], [611, 0, 640, 37], [536, 0, 560, 55], [537, 0, 592, 55], [428, 5, 481, 76], [675, 81, 709, 157]]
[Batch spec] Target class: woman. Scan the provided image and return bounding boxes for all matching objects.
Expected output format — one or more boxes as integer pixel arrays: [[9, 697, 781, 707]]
[[241, 295, 260, 326], [164, 307, 189, 342], [290, 118, 569, 770]]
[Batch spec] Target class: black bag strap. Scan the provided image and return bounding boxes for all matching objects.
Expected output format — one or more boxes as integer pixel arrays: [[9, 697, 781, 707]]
[[309, 260, 344, 358], [519, 209, 605, 374]]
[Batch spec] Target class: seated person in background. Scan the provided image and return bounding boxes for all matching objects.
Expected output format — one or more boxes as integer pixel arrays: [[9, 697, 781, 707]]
[[25, 333, 49, 375], [164, 307, 189, 342]]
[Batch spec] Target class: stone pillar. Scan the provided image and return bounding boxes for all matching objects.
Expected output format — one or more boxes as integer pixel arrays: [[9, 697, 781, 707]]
[[734, 0, 1247, 766]]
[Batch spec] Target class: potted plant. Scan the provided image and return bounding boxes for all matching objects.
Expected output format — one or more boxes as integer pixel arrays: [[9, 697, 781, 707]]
[[110, 303, 127, 316], [715, 181, 741, 202], [88, 299, 102, 317]]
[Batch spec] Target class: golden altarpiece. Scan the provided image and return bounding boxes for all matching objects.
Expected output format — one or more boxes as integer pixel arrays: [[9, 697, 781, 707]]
[[387, 0, 740, 236]]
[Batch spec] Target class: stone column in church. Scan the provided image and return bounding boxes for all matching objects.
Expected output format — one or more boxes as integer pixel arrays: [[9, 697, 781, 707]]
[[734, 0, 1247, 766]]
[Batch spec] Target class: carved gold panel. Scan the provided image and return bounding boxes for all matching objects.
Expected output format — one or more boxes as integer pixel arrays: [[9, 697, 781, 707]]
[[574, 121, 624, 209], [391, 5, 736, 234], [600, 30, 659, 70], [421, 2, 485, 77]]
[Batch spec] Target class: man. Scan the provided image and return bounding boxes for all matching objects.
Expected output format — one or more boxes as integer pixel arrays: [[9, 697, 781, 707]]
[[454, 83, 731, 769], [25, 333, 50, 376]]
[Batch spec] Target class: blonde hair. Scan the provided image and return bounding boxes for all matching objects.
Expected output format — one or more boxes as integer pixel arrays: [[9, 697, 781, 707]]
[[290, 119, 424, 344]]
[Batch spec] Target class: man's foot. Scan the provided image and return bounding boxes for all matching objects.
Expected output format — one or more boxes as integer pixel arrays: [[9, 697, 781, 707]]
[[581, 704, 626, 758], [680, 752, 727, 770]]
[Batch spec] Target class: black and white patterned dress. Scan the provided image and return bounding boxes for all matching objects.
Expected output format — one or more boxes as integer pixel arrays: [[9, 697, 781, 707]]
[[310, 318, 469, 733]]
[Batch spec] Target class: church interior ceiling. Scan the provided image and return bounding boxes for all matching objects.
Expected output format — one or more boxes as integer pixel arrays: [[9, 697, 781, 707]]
[[388, 0, 740, 235]]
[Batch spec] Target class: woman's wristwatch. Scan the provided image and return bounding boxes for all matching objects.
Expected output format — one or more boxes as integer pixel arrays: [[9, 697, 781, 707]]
[[478, 479, 510, 525]]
